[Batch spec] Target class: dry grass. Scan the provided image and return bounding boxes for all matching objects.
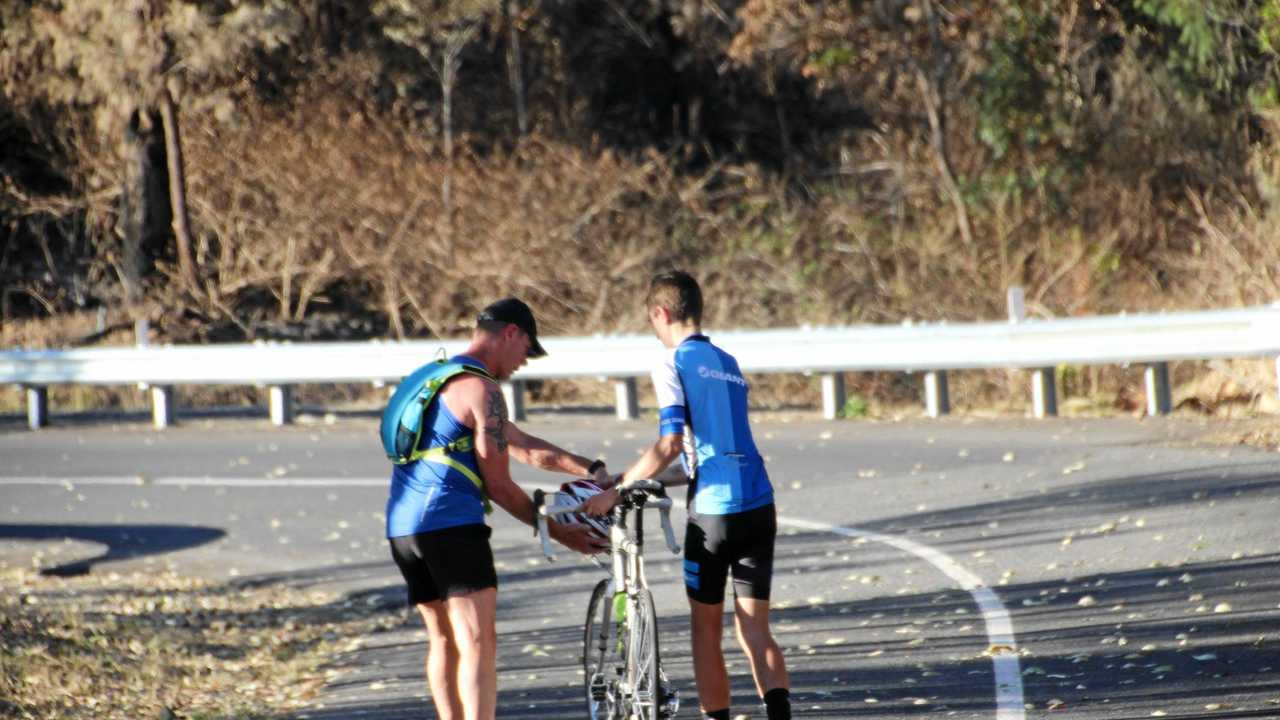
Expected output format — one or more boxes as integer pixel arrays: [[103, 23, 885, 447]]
[[1223, 423, 1280, 452], [0, 568, 400, 720], [0, 312, 131, 350], [6, 64, 1280, 424]]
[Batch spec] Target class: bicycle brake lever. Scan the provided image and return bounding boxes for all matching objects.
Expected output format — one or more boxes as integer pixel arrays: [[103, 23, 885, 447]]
[[659, 504, 681, 555], [532, 489, 545, 538], [533, 489, 556, 562]]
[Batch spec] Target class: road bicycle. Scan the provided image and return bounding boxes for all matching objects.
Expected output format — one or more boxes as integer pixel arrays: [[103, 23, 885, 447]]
[[535, 478, 682, 720]]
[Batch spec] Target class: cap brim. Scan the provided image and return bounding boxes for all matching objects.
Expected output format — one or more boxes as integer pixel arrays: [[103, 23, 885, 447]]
[[528, 337, 548, 358]]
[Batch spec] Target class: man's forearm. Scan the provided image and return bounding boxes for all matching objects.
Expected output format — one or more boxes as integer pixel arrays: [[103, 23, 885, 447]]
[[487, 479, 536, 527], [622, 440, 680, 484], [509, 433, 594, 475], [654, 463, 689, 486]]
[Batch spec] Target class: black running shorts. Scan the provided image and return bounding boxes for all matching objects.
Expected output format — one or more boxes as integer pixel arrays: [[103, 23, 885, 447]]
[[388, 523, 497, 605], [683, 503, 777, 604]]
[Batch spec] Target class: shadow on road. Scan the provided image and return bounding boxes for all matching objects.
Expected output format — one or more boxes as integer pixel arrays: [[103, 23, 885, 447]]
[[0, 523, 225, 576], [855, 463, 1280, 541], [276, 546, 1280, 718]]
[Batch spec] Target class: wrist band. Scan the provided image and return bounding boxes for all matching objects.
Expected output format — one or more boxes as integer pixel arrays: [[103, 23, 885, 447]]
[[587, 459, 606, 475]]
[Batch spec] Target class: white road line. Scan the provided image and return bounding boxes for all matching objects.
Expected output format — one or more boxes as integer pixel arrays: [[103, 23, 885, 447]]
[[519, 481, 1025, 720], [779, 516, 1025, 720], [2, 475, 1025, 718], [0, 476, 385, 487]]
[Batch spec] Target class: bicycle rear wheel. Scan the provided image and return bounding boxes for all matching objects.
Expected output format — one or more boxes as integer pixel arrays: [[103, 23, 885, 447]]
[[626, 588, 661, 720], [584, 578, 623, 720]]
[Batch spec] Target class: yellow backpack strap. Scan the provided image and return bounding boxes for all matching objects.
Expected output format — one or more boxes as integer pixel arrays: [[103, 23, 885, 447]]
[[414, 445, 492, 515]]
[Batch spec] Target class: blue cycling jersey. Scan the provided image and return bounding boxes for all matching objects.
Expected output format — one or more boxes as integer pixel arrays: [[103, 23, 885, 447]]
[[653, 334, 773, 515], [385, 354, 487, 537]]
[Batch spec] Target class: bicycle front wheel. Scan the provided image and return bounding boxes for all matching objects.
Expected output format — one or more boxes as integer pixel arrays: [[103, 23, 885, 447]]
[[626, 588, 661, 720], [584, 578, 623, 720]]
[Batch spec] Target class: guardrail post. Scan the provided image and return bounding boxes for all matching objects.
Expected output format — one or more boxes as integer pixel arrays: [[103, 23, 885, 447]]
[[503, 381, 526, 422], [151, 385, 177, 429], [614, 378, 638, 420], [26, 386, 49, 430], [1007, 286, 1026, 322], [1144, 363, 1172, 416], [924, 371, 950, 418], [269, 385, 294, 426], [1031, 368, 1057, 418], [821, 373, 845, 420]]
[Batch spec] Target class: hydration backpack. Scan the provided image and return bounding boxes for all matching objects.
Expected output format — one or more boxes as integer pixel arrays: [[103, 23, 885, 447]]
[[379, 358, 494, 512]]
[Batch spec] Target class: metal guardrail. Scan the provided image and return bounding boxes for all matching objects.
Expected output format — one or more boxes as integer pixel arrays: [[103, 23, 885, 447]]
[[4, 304, 1279, 430]]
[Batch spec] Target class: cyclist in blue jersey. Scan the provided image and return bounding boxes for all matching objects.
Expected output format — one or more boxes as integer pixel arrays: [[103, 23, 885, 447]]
[[387, 297, 610, 720], [583, 272, 792, 720]]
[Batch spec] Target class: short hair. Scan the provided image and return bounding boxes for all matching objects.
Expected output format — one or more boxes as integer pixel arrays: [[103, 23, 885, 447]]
[[476, 319, 507, 336], [647, 270, 703, 324]]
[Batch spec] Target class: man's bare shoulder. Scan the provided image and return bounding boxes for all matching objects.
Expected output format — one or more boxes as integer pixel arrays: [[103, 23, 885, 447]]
[[437, 372, 500, 426], [441, 372, 497, 400]]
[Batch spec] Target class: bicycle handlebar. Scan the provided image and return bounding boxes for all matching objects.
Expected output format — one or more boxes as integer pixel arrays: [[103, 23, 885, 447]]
[[534, 478, 682, 561]]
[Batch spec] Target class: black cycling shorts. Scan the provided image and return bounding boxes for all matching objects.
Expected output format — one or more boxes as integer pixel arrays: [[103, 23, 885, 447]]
[[389, 523, 497, 605], [683, 503, 776, 604]]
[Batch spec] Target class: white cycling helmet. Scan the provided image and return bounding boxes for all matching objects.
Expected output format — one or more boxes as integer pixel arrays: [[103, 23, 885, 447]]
[[549, 479, 614, 545]]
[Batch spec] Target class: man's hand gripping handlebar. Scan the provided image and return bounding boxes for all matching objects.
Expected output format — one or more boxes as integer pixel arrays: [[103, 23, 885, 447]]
[[533, 478, 682, 562]]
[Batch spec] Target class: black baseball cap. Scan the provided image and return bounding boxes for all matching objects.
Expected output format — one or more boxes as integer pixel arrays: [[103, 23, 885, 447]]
[[477, 297, 547, 358]]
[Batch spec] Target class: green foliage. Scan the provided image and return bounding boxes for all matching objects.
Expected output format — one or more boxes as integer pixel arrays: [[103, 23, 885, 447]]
[[809, 46, 856, 73], [973, 1, 1097, 211], [1130, 0, 1280, 107], [840, 394, 868, 419], [1134, 0, 1218, 80], [1094, 251, 1123, 275], [1262, 2, 1280, 53], [3, 0, 1279, 339], [1254, 1, 1280, 107], [977, 6, 1060, 160], [973, 0, 1280, 215]]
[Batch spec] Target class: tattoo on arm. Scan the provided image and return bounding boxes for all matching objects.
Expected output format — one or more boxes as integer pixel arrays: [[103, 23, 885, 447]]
[[484, 389, 509, 453]]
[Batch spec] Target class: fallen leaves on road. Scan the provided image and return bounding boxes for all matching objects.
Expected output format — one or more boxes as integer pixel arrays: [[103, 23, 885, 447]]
[[0, 566, 399, 720]]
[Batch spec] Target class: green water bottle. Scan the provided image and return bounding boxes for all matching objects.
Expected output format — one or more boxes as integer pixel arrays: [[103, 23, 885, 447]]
[[613, 591, 627, 654], [612, 591, 627, 621]]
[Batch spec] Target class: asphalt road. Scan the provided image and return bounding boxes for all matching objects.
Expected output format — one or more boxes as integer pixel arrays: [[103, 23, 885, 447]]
[[2, 411, 1278, 719]]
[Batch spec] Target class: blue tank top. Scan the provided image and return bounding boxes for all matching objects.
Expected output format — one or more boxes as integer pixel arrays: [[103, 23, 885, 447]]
[[385, 355, 487, 537], [651, 335, 773, 515]]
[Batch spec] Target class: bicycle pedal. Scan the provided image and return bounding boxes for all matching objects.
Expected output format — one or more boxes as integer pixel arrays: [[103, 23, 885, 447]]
[[588, 674, 607, 702], [659, 685, 679, 718]]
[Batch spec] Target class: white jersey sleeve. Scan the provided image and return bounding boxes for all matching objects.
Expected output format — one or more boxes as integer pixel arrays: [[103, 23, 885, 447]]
[[651, 350, 686, 437]]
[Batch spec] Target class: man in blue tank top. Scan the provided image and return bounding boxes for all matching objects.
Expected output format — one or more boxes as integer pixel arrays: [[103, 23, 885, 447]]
[[584, 272, 792, 720], [386, 297, 610, 720]]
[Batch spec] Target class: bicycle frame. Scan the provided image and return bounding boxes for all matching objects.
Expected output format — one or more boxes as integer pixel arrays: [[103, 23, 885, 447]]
[[535, 478, 682, 719]]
